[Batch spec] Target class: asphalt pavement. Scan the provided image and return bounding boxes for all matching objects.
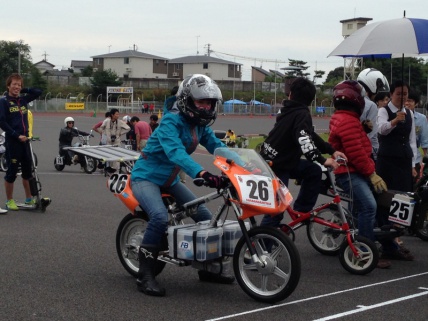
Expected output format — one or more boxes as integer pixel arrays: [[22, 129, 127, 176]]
[[0, 113, 427, 321]]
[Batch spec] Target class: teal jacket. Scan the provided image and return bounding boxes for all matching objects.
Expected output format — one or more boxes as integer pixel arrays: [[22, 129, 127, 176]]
[[131, 106, 226, 187]]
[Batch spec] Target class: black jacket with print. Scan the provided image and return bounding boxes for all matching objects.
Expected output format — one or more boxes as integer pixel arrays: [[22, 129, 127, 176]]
[[260, 100, 334, 171]]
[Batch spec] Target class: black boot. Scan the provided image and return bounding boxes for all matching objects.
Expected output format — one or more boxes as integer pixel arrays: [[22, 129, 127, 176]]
[[136, 246, 166, 296]]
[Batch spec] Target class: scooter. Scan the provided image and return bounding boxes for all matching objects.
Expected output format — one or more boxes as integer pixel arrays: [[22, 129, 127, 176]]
[[0, 132, 6, 172], [15, 137, 51, 212], [0, 132, 38, 172], [54, 130, 97, 174], [110, 148, 301, 303]]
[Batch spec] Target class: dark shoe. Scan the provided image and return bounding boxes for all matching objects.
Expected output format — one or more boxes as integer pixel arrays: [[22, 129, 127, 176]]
[[376, 258, 391, 269], [198, 270, 235, 284], [137, 246, 166, 297], [399, 245, 411, 254], [382, 248, 414, 261]]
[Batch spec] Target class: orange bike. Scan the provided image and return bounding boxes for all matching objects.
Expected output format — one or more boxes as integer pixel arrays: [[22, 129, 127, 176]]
[[108, 148, 301, 303]]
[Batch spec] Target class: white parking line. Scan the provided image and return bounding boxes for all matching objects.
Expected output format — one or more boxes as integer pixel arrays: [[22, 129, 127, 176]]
[[313, 287, 428, 321], [205, 271, 428, 321]]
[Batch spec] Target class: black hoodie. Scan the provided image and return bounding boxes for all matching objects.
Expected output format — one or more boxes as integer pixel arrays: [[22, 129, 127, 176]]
[[260, 100, 334, 171]]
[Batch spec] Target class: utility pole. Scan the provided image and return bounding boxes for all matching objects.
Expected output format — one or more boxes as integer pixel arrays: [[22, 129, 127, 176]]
[[42, 51, 49, 61], [196, 35, 200, 55]]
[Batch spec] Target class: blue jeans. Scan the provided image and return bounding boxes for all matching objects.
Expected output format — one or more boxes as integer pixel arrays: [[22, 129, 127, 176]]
[[261, 160, 322, 227], [131, 180, 212, 246], [335, 173, 376, 241]]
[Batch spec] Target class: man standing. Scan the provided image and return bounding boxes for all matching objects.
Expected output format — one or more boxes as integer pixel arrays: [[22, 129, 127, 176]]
[[0, 73, 42, 211], [130, 116, 152, 151], [405, 91, 428, 182], [259, 77, 345, 228], [357, 68, 390, 161]]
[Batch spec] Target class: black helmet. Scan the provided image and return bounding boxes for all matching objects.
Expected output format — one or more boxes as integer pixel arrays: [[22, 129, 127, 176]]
[[333, 80, 365, 115], [176, 74, 222, 126]]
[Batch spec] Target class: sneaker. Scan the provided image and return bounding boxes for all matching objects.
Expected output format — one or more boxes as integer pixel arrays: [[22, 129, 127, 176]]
[[6, 199, 19, 211], [0, 207, 7, 214], [382, 248, 415, 261], [25, 199, 36, 206]]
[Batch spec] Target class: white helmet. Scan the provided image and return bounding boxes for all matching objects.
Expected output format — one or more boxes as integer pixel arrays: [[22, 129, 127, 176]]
[[357, 68, 390, 96], [122, 115, 131, 123], [64, 117, 74, 126], [176, 74, 222, 126]]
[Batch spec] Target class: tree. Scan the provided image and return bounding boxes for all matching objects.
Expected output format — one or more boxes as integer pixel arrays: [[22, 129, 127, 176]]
[[81, 65, 94, 77], [90, 69, 122, 98], [28, 67, 48, 94], [313, 70, 325, 83], [0, 40, 33, 86], [284, 59, 310, 78], [364, 57, 427, 95], [323, 67, 345, 87]]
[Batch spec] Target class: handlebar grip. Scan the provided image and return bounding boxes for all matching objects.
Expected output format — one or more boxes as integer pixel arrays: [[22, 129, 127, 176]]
[[193, 178, 205, 187]]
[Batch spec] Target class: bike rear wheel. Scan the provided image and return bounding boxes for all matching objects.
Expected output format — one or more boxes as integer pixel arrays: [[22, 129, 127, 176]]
[[307, 204, 350, 256], [116, 213, 166, 278], [53, 157, 65, 171], [339, 235, 378, 275], [415, 201, 428, 241], [233, 226, 301, 303]]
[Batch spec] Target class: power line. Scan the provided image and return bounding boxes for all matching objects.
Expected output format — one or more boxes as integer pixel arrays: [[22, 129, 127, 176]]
[[211, 50, 287, 64]]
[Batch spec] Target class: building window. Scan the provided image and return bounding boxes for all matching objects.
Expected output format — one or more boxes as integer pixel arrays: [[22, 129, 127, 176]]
[[155, 59, 159, 65], [203, 63, 208, 69], [123, 74, 129, 80], [175, 64, 181, 70], [124, 57, 129, 64], [347, 23, 353, 30]]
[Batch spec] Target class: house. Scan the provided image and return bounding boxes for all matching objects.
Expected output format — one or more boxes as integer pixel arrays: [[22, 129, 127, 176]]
[[33, 60, 55, 74], [91, 50, 169, 79], [43, 70, 75, 86], [252, 66, 272, 82], [168, 55, 242, 81], [70, 60, 92, 73]]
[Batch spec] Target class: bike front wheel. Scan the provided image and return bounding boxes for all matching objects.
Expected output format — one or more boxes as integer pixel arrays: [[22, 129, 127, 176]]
[[339, 235, 378, 275], [307, 204, 350, 256], [233, 226, 301, 303], [83, 156, 97, 174], [0, 154, 8, 171]]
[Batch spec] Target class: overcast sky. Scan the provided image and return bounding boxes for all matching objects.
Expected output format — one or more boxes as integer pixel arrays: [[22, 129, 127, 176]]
[[1, 0, 426, 82]]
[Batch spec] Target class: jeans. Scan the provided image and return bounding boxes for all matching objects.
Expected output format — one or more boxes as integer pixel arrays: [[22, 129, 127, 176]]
[[335, 173, 376, 241], [131, 179, 212, 246], [261, 160, 322, 227]]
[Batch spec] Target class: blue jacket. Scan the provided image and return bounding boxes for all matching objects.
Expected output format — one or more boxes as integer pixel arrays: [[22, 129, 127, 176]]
[[131, 106, 226, 187], [0, 88, 42, 141]]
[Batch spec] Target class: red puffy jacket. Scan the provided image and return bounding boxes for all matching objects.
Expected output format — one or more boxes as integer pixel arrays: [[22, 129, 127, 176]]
[[329, 110, 374, 177]]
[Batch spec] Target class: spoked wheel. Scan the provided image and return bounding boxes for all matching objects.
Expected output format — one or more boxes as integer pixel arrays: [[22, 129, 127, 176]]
[[83, 157, 97, 174], [415, 202, 428, 241], [233, 226, 301, 303], [53, 157, 65, 171], [307, 204, 351, 256], [116, 213, 166, 278], [339, 235, 378, 275], [0, 154, 8, 171]]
